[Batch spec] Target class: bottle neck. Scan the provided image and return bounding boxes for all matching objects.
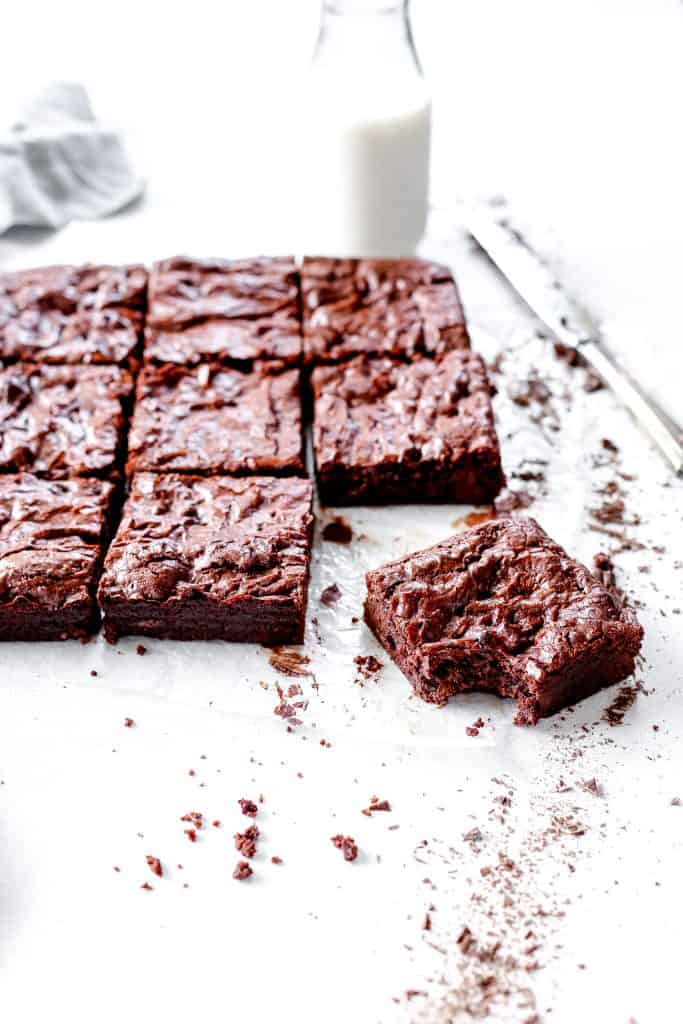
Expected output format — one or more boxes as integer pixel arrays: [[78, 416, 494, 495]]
[[312, 0, 422, 80]]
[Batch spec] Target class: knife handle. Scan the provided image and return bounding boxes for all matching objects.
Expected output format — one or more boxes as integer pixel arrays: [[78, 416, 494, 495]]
[[581, 339, 683, 475]]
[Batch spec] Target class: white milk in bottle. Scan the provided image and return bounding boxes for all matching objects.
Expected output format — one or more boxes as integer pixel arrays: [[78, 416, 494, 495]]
[[301, 0, 431, 257]]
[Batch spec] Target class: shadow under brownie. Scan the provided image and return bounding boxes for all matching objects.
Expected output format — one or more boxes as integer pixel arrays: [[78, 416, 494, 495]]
[[98, 474, 314, 643], [364, 516, 643, 724], [312, 350, 505, 505], [302, 257, 470, 367], [0, 363, 134, 478], [0, 474, 114, 641], [144, 256, 301, 370], [0, 263, 147, 366]]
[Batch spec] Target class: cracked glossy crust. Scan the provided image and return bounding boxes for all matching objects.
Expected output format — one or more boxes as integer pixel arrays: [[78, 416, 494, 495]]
[[0, 263, 147, 365], [98, 474, 313, 642], [302, 257, 470, 367], [144, 256, 302, 369], [0, 474, 113, 640], [126, 363, 304, 477], [364, 517, 643, 724], [312, 350, 504, 505], [0, 363, 134, 478]]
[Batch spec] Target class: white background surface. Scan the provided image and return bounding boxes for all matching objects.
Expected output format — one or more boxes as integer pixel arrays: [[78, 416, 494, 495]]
[[1, 2, 682, 1022]]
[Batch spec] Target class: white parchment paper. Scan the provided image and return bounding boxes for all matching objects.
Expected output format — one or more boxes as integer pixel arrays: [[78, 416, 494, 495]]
[[0, 216, 680, 1024]]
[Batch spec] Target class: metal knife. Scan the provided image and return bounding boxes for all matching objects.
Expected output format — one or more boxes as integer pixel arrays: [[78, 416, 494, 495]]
[[459, 200, 683, 475]]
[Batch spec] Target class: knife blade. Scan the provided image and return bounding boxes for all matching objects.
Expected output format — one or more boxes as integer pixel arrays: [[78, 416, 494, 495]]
[[459, 200, 683, 475]]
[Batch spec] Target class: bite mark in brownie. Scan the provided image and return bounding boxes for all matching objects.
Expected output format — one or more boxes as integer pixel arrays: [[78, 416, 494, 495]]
[[364, 517, 643, 725], [144, 256, 301, 369], [0, 363, 134, 478], [312, 350, 505, 505], [98, 474, 314, 643], [126, 363, 304, 477], [0, 473, 113, 640], [302, 257, 470, 367], [0, 263, 147, 365]]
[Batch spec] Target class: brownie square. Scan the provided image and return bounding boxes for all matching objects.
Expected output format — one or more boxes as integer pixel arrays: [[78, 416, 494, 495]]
[[126, 363, 304, 477], [0, 473, 113, 640], [312, 350, 505, 505], [98, 473, 314, 643], [302, 257, 470, 367], [365, 517, 643, 725], [0, 363, 134, 478], [0, 263, 147, 365], [144, 256, 302, 369]]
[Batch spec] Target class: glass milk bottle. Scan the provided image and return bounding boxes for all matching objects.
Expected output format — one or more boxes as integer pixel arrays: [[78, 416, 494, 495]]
[[302, 0, 431, 257]]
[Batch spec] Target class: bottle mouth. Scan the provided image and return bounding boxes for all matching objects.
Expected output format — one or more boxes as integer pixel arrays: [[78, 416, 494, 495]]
[[323, 0, 406, 15]]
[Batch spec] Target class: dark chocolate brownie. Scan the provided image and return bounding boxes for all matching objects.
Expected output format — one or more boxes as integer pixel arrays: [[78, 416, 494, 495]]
[[0, 363, 134, 478], [364, 517, 643, 725], [302, 257, 470, 367], [0, 473, 113, 640], [312, 350, 505, 505], [126, 363, 304, 477], [0, 263, 147, 365], [98, 474, 313, 643], [144, 256, 301, 369]]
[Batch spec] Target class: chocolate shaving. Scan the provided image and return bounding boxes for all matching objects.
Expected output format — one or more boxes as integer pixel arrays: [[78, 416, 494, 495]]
[[268, 647, 311, 677], [320, 583, 342, 606], [145, 855, 163, 878], [362, 797, 391, 816]]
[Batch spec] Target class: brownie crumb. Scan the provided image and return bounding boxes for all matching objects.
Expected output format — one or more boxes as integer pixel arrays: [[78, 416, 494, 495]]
[[212, 819, 222, 828], [140, 882, 153, 891], [234, 834, 257, 858], [184, 828, 197, 843], [146, 855, 163, 878], [239, 798, 259, 817], [331, 834, 358, 862], [581, 778, 601, 796], [466, 717, 486, 737], [320, 583, 342, 607], [136, 644, 147, 656], [124, 717, 135, 728], [233, 860, 253, 881], [362, 797, 391, 816], [180, 811, 203, 829], [354, 654, 383, 684], [113, 866, 120, 872], [271, 856, 283, 864], [234, 824, 260, 858], [322, 516, 353, 544], [90, 670, 98, 677], [671, 798, 681, 807], [423, 912, 432, 931]]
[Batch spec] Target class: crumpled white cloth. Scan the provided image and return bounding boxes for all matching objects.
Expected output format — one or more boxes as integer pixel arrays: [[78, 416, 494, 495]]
[[0, 81, 144, 235]]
